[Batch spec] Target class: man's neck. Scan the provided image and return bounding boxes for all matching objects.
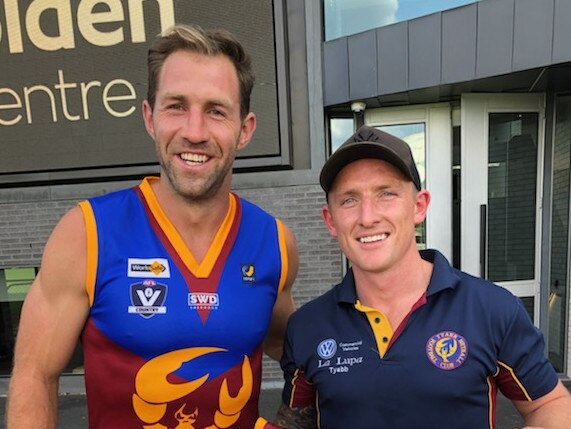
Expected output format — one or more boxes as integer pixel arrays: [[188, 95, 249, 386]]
[[150, 178, 232, 263], [353, 251, 433, 328]]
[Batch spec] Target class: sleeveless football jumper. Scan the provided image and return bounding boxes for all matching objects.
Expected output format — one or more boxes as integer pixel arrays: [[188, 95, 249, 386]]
[[78, 177, 289, 429]]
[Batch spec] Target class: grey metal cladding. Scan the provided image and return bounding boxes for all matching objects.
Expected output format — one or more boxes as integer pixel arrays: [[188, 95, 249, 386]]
[[377, 22, 409, 95], [442, 3, 477, 84], [322, 0, 571, 106], [323, 37, 349, 105], [476, 0, 514, 78], [513, 0, 554, 71], [348, 30, 378, 100], [553, 0, 571, 63], [408, 13, 442, 90]]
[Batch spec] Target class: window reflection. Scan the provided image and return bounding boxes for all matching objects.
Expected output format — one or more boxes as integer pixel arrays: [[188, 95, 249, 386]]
[[549, 95, 571, 373], [324, 0, 480, 41], [487, 113, 538, 282], [330, 117, 354, 153]]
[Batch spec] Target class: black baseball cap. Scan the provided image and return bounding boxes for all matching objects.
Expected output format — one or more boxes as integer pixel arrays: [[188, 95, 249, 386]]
[[320, 125, 421, 193]]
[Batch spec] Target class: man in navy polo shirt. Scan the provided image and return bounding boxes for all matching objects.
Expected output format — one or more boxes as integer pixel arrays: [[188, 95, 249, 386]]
[[274, 125, 571, 429]]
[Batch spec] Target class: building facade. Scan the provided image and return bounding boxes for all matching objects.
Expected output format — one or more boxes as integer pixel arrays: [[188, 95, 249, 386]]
[[1, 0, 570, 387]]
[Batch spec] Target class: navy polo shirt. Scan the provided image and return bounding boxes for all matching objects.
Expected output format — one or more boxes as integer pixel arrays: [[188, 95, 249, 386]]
[[281, 250, 558, 429]]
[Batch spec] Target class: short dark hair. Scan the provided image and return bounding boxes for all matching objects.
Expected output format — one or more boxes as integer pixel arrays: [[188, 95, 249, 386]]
[[147, 23, 255, 119]]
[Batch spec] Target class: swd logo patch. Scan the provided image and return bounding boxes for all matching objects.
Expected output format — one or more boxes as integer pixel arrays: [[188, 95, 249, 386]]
[[128, 280, 167, 318]]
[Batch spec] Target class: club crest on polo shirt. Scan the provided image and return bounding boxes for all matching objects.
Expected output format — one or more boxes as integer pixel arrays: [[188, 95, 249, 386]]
[[426, 331, 468, 370]]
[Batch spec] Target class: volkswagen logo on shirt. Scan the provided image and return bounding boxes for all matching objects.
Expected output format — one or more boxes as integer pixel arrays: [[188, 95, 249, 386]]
[[317, 339, 337, 359]]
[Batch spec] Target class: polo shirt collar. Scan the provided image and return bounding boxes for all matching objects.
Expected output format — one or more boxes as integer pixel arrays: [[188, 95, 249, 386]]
[[335, 249, 460, 304], [421, 249, 461, 296]]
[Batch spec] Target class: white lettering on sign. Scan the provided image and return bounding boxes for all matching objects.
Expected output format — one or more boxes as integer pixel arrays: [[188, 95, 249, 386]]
[[0, 70, 137, 125], [0, 0, 175, 54]]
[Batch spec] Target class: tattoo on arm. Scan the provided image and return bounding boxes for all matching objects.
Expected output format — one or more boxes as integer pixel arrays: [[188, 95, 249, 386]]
[[274, 403, 318, 429]]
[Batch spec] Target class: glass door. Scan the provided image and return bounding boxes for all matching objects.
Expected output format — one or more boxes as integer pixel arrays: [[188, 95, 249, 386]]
[[461, 94, 544, 322]]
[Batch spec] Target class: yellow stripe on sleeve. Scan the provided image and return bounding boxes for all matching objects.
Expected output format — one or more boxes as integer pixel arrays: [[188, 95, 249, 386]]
[[486, 376, 494, 429], [79, 201, 98, 307], [254, 417, 268, 429], [497, 361, 533, 401], [276, 218, 289, 294]]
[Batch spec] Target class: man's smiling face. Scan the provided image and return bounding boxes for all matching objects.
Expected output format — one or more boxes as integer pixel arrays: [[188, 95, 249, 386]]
[[322, 158, 428, 276]]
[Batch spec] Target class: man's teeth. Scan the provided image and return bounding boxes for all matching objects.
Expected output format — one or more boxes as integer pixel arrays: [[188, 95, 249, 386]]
[[359, 233, 388, 243], [181, 153, 208, 164]]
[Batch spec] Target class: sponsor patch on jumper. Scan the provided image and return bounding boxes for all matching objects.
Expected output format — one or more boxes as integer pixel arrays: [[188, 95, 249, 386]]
[[317, 339, 337, 359], [128, 258, 170, 278], [316, 338, 364, 375], [241, 263, 256, 283], [426, 331, 468, 370], [188, 292, 220, 310], [128, 280, 167, 318]]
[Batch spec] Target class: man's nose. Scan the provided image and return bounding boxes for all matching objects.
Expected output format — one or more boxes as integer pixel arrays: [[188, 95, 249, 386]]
[[182, 109, 209, 143], [358, 198, 381, 227]]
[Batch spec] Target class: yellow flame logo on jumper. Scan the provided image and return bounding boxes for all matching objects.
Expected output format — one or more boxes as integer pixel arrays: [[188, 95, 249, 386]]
[[132, 347, 253, 429]]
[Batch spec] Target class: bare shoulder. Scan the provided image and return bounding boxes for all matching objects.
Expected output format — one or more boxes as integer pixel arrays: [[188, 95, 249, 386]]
[[274, 403, 318, 429], [39, 205, 88, 296]]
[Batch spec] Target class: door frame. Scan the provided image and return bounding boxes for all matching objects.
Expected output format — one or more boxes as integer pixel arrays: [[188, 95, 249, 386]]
[[460, 93, 545, 322]]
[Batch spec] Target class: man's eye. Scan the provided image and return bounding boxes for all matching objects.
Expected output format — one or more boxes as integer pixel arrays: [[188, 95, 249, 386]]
[[209, 108, 225, 117], [341, 197, 356, 206]]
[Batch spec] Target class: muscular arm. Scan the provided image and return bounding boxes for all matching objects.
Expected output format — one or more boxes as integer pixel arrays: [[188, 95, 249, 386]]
[[264, 223, 299, 361], [274, 402, 317, 429], [514, 381, 571, 429], [7, 207, 90, 429]]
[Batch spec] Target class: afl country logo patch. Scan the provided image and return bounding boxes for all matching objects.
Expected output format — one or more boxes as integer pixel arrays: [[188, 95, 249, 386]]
[[128, 280, 167, 318], [317, 339, 337, 360], [426, 331, 468, 370]]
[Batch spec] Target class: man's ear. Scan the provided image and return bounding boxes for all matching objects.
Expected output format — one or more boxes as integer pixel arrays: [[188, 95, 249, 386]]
[[414, 189, 431, 225], [142, 100, 155, 140], [322, 204, 338, 238], [237, 112, 256, 151]]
